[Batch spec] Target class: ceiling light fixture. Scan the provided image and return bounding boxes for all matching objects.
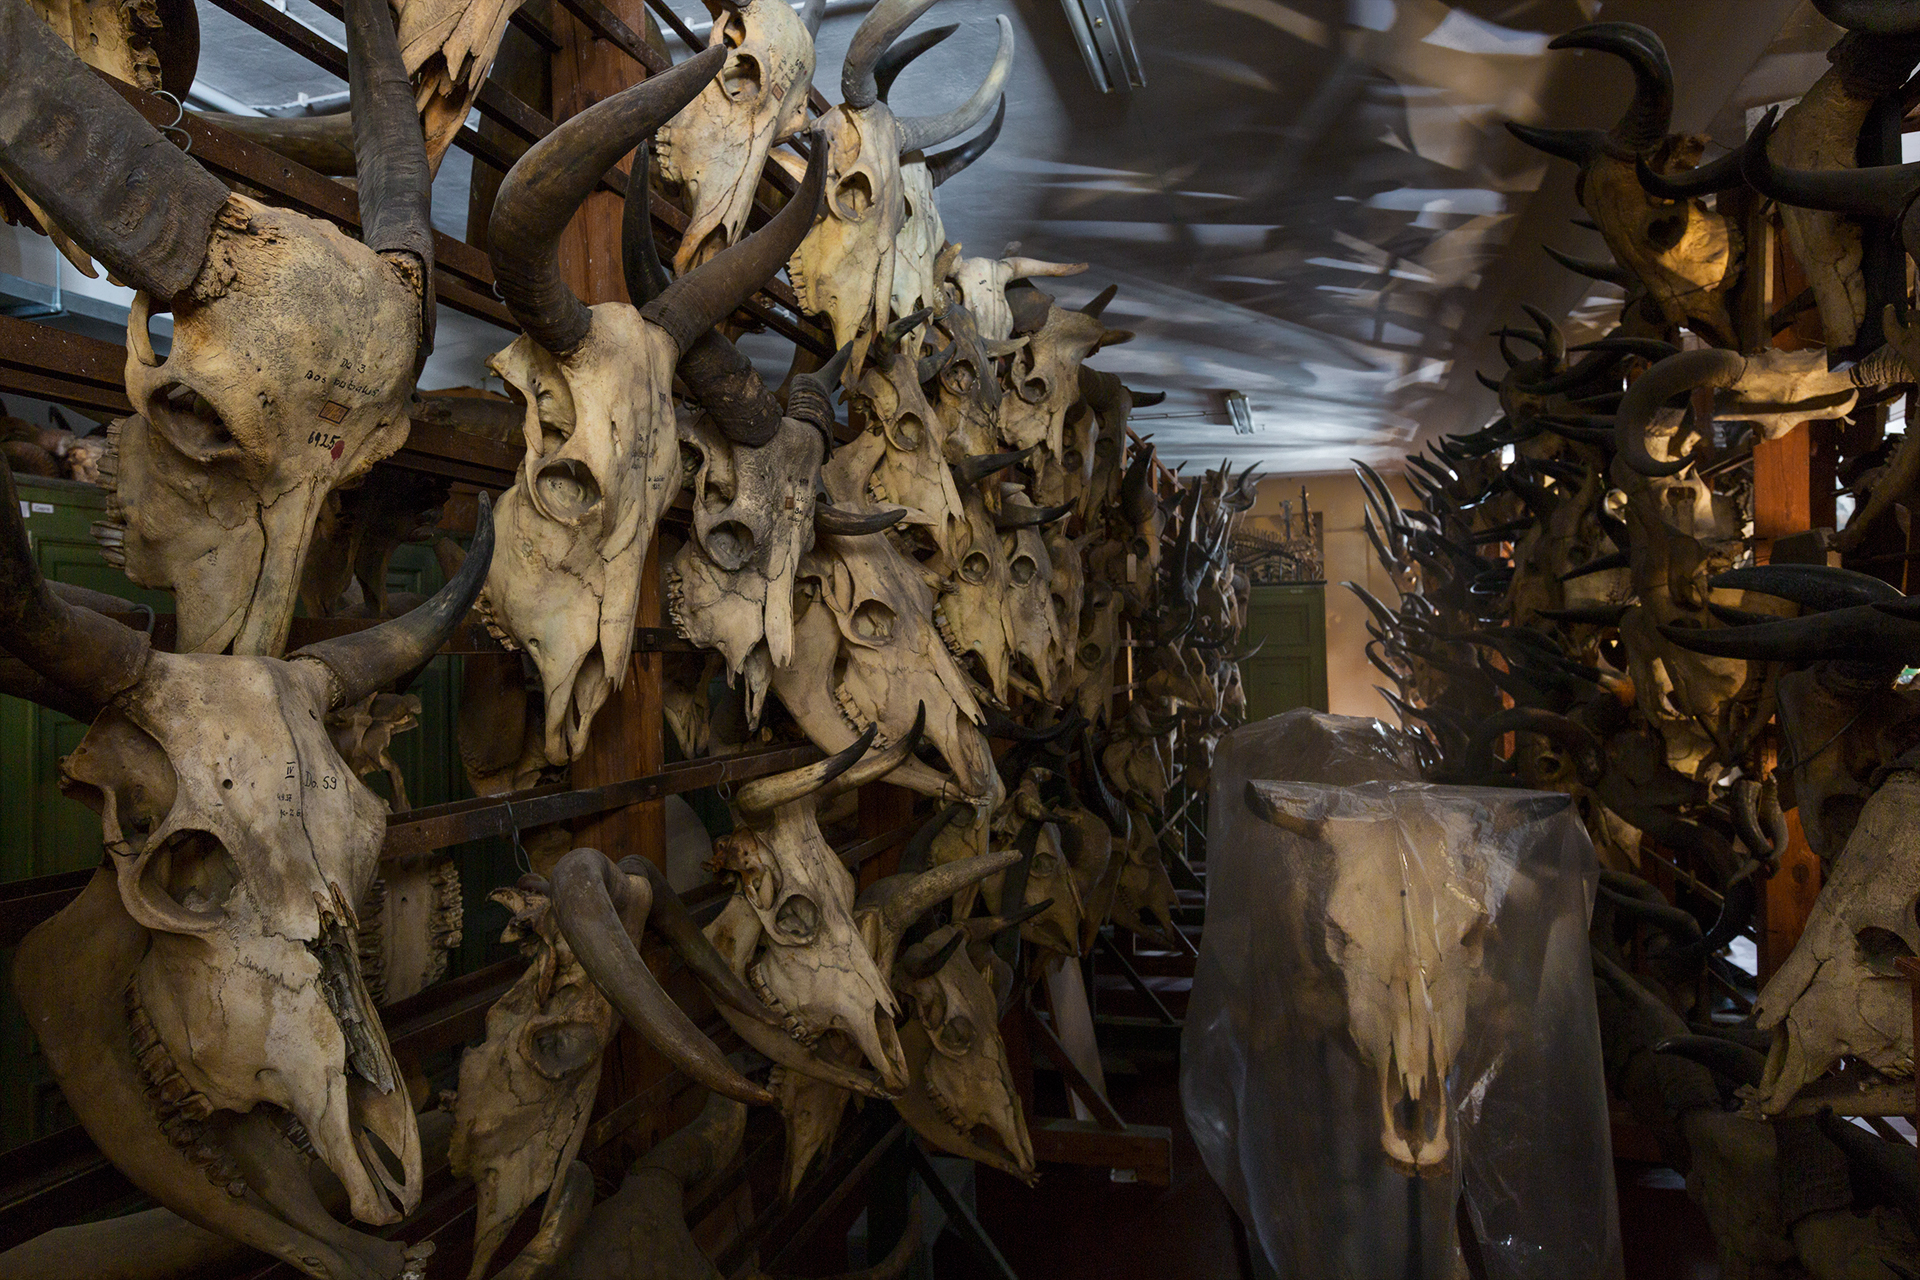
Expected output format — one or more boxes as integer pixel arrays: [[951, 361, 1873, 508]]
[[1220, 390, 1255, 435], [1060, 0, 1145, 94]]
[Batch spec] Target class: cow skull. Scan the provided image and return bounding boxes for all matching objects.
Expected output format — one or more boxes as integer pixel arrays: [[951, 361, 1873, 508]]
[[0, 0, 442, 656], [657, 0, 821, 273], [478, 53, 826, 762], [950, 249, 1087, 343], [6, 471, 491, 1279], [998, 287, 1131, 460]]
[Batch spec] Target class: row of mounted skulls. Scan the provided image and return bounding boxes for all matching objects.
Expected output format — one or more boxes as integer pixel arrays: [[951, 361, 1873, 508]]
[[1348, 7, 1920, 1276], [0, 0, 1254, 1278]]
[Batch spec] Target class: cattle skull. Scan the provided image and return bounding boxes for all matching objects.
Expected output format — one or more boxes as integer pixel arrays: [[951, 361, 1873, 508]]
[[478, 53, 826, 762], [998, 287, 1131, 461], [0, 0, 441, 657], [7, 470, 491, 1279], [951, 249, 1087, 343]]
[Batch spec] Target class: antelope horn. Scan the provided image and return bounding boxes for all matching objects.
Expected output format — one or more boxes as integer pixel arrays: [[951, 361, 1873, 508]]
[[550, 848, 775, 1105], [0, 464, 149, 712], [1519, 303, 1565, 366], [873, 22, 957, 101], [1710, 564, 1904, 612], [1741, 105, 1920, 222], [895, 15, 1015, 155], [0, 0, 230, 300], [883, 306, 935, 348], [295, 491, 493, 710], [622, 138, 786, 447], [1076, 724, 1130, 837], [735, 723, 880, 815], [643, 127, 829, 354], [994, 498, 1074, 530], [492, 45, 723, 355], [815, 502, 908, 535], [1615, 347, 1745, 477], [898, 802, 968, 874], [928, 95, 1005, 187], [346, 0, 435, 356], [951, 445, 1034, 486], [842, 0, 941, 110]]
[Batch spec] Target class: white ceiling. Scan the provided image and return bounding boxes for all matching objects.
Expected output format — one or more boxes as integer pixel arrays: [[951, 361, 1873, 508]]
[[176, 0, 1842, 472]]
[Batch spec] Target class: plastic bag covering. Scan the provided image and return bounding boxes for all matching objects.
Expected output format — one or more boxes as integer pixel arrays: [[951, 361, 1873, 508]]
[[1183, 710, 1621, 1280]]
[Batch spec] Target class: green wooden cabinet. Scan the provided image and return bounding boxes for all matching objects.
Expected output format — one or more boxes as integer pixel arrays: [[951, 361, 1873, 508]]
[[1240, 584, 1328, 720]]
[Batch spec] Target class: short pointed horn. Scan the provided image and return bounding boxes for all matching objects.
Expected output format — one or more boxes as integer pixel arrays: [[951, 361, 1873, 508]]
[[843, 0, 942, 110], [928, 96, 1005, 187], [951, 445, 1033, 486], [1080, 284, 1119, 319], [873, 22, 956, 101], [345, 0, 435, 355], [898, 802, 968, 874], [816, 503, 908, 535], [643, 129, 828, 354], [994, 498, 1074, 530], [879, 850, 1020, 937], [550, 848, 775, 1105], [1636, 146, 1745, 200], [294, 492, 493, 709], [734, 723, 880, 815], [0, 464, 148, 711], [0, 0, 230, 300], [491, 44, 725, 355], [895, 15, 1015, 155], [1811, 0, 1920, 34], [798, 0, 826, 36]]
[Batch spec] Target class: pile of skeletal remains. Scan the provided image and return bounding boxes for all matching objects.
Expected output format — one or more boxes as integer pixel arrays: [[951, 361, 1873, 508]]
[[0, 0, 1256, 1277], [1349, 6, 1920, 1276]]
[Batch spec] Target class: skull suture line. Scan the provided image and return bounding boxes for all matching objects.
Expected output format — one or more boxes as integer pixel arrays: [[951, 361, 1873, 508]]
[[478, 52, 828, 762], [0, 0, 439, 657], [8, 471, 490, 1280]]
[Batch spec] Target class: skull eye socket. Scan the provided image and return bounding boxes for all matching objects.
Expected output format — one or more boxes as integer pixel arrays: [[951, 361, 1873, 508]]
[[1855, 925, 1917, 977], [143, 828, 240, 921], [852, 600, 895, 641], [704, 520, 755, 571], [774, 893, 820, 943], [1079, 642, 1104, 667], [1031, 851, 1061, 876], [960, 551, 990, 584], [1064, 448, 1083, 470], [1051, 592, 1068, 616], [1010, 556, 1037, 586], [722, 51, 764, 102], [916, 985, 947, 1028], [832, 170, 874, 220], [523, 1018, 603, 1080], [1089, 582, 1113, 608], [1129, 536, 1150, 558], [939, 1013, 977, 1053], [889, 414, 926, 451], [151, 381, 238, 460], [535, 459, 603, 522], [942, 362, 977, 394]]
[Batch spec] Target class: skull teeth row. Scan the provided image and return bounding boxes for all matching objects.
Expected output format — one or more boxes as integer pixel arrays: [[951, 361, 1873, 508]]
[[126, 983, 250, 1198], [932, 600, 967, 661], [747, 956, 820, 1046]]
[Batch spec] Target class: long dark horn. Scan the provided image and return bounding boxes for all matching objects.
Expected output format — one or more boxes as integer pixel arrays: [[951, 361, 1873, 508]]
[[873, 22, 957, 101], [1076, 724, 1130, 837], [1543, 245, 1637, 289], [0, 465, 149, 711], [815, 502, 907, 535], [294, 492, 493, 709], [1813, 1107, 1920, 1221], [898, 802, 968, 874], [1636, 146, 1745, 199], [842, 0, 941, 110], [1131, 389, 1167, 407], [1081, 284, 1119, 319], [994, 499, 1074, 530], [643, 131, 827, 355], [345, 0, 435, 356], [894, 15, 1015, 155], [822, 703, 927, 799], [1616, 347, 1745, 477], [1659, 604, 1920, 664], [899, 929, 966, 981], [1732, 777, 1788, 862], [878, 850, 1020, 938], [1119, 446, 1157, 525], [1553, 22, 1672, 152], [550, 848, 774, 1105], [1652, 1035, 1765, 1088], [614, 855, 785, 1029], [798, 0, 826, 36], [928, 96, 1005, 187], [951, 445, 1033, 486], [620, 138, 671, 305], [1741, 105, 1920, 221], [1811, 0, 1920, 34], [491, 45, 724, 355], [1710, 564, 1904, 612], [0, 0, 230, 300], [735, 723, 879, 815]]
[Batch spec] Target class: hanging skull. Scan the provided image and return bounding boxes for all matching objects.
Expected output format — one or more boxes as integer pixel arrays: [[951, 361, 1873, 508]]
[[785, 0, 1012, 376], [931, 474, 1020, 702], [924, 299, 1008, 458], [657, 0, 822, 273], [478, 53, 827, 762], [0, 0, 441, 656], [999, 286, 1132, 461], [999, 491, 1072, 702], [950, 249, 1088, 343], [6, 472, 490, 1279]]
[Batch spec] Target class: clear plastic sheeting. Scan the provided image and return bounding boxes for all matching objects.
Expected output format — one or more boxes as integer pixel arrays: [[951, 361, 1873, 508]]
[[1184, 710, 1621, 1280]]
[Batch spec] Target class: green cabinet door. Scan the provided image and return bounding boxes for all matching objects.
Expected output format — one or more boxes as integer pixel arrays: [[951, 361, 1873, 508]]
[[1241, 584, 1328, 719]]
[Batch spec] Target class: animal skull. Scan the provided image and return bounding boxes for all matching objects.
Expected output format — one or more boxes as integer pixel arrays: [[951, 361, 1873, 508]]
[[657, 0, 819, 273], [998, 288, 1131, 461], [950, 250, 1087, 343]]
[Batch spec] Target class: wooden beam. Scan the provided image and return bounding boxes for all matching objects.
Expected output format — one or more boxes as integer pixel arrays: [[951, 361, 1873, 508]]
[[1028, 1119, 1173, 1187]]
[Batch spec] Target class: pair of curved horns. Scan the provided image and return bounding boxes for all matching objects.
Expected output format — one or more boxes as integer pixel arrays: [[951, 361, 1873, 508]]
[[1506, 22, 1672, 165], [735, 704, 927, 814]]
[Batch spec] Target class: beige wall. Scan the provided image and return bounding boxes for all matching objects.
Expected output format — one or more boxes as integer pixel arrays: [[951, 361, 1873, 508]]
[[1240, 471, 1416, 723]]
